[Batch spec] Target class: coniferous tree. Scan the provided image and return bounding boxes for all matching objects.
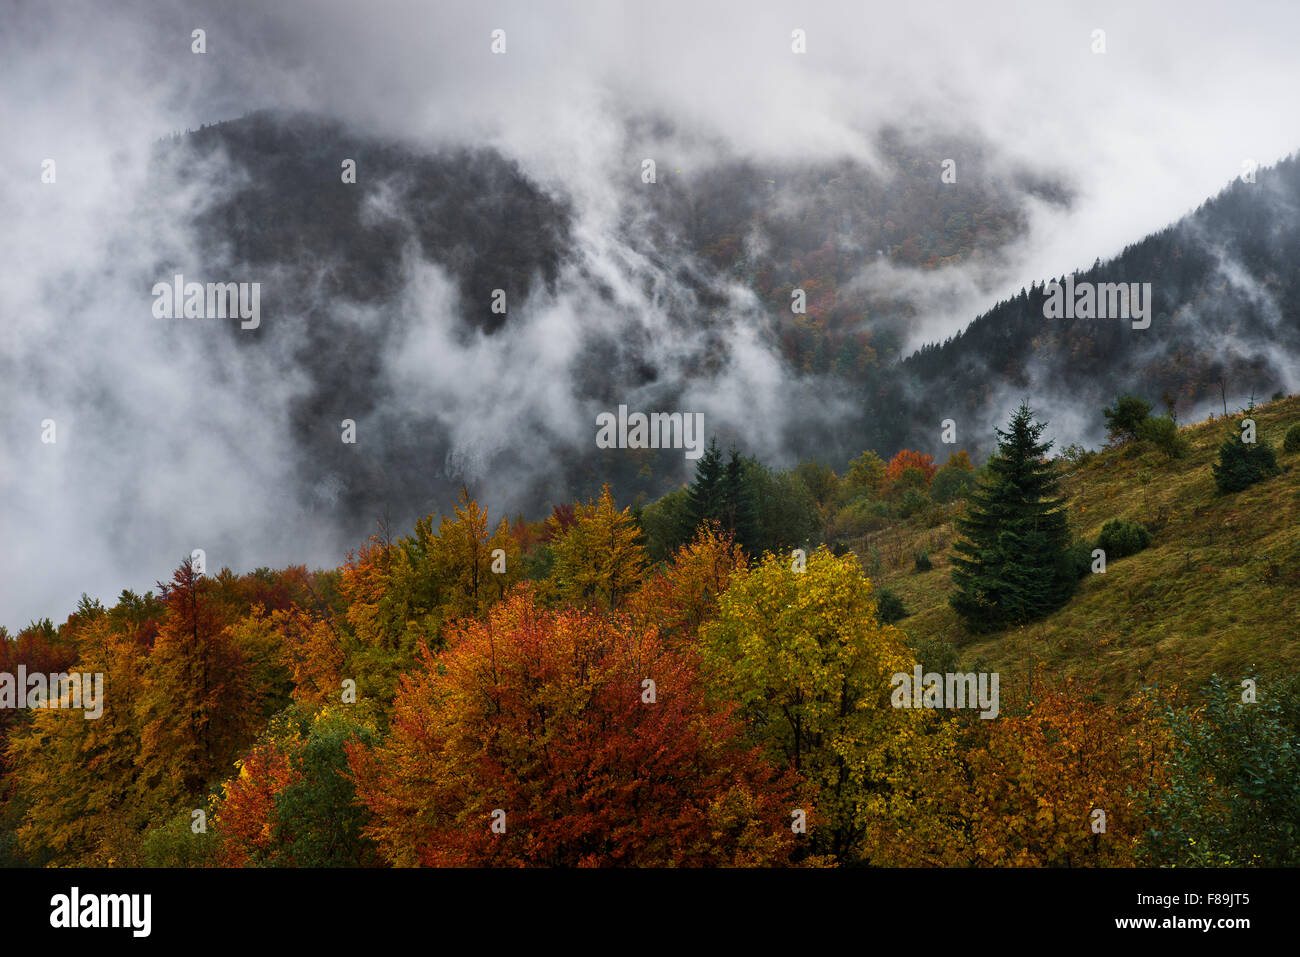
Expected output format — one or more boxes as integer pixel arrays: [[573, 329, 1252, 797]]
[[1212, 419, 1280, 493], [950, 404, 1077, 633], [722, 446, 760, 554], [686, 438, 725, 530]]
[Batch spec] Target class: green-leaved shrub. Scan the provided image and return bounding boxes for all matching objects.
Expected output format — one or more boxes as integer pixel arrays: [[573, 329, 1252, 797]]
[[1065, 540, 1096, 579], [1212, 432, 1281, 493], [1137, 414, 1190, 459], [1139, 673, 1300, 866], [1096, 518, 1152, 560], [1103, 394, 1152, 444]]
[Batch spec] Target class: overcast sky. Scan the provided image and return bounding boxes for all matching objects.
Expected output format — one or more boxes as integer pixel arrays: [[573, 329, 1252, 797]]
[[4, 0, 1299, 628]]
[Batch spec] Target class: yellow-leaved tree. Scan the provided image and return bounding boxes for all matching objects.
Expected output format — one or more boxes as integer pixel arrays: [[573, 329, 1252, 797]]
[[430, 488, 522, 621], [863, 667, 1165, 866], [7, 615, 154, 865], [337, 491, 522, 711], [547, 485, 647, 612], [701, 545, 947, 863]]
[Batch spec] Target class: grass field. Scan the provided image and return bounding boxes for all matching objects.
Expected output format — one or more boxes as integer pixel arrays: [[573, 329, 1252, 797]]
[[851, 395, 1300, 698]]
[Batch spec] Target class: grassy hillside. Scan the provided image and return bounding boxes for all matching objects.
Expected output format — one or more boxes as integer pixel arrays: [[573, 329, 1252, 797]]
[[853, 395, 1300, 697]]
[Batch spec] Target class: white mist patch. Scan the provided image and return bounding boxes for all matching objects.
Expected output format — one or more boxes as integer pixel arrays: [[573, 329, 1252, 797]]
[[380, 256, 591, 497], [6, 0, 1300, 630]]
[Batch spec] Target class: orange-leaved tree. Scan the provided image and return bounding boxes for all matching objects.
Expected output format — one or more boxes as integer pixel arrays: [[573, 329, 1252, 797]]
[[136, 559, 254, 805], [884, 449, 938, 487], [864, 668, 1165, 866], [349, 588, 806, 866], [629, 522, 747, 645]]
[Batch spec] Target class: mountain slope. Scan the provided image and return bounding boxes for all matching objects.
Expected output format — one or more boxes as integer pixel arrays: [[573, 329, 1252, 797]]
[[891, 154, 1300, 460], [853, 394, 1300, 697], [144, 114, 1299, 565], [149, 111, 1071, 532]]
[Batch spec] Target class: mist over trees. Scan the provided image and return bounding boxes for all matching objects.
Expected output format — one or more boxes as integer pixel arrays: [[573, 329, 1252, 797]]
[[141, 115, 1300, 560]]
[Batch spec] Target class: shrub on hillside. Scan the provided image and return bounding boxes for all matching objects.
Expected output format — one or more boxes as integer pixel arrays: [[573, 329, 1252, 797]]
[[1103, 394, 1152, 444], [828, 498, 889, 538], [909, 635, 959, 675], [875, 587, 908, 624], [1212, 432, 1281, 493], [1140, 674, 1300, 867], [913, 549, 932, 572], [1096, 518, 1152, 560], [1057, 443, 1095, 467], [1283, 424, 1300, 454], [1136, 414, 1190, 459]]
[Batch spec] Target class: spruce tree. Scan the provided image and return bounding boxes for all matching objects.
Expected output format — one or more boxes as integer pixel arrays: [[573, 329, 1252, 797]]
[[1212, 426, 1280, 493], [686, 438, 725, 530], [722, 447, 760, 554], [950, 404, 1076, 633]]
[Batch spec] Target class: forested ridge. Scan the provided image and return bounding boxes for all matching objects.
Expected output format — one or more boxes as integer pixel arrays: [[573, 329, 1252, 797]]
[[897, 153, 1300, 456]]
